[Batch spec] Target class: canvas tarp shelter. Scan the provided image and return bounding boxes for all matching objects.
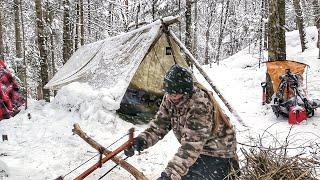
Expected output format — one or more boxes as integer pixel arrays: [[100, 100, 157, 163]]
[[45, 16, 189, 107], [45, 16, 247, 128]]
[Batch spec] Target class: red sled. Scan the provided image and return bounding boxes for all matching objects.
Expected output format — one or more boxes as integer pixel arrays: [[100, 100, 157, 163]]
[[288, 106, 307, 124]]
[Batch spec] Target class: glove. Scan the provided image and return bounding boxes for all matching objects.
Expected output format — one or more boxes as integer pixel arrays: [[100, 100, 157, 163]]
[[156, 172, 171, 180], [124, 137, 146, 157]]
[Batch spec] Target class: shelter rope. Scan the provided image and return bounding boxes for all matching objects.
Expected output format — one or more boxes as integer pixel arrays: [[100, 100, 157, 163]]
[[161, 19, 177, 65], [61, 131, 132, 179]]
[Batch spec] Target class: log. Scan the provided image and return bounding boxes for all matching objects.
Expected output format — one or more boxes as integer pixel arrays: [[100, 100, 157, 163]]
[[72, 124, 148, 180]]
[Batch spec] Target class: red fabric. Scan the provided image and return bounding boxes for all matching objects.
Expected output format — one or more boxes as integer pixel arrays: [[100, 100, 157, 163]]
[[0, 65, 25, 121]]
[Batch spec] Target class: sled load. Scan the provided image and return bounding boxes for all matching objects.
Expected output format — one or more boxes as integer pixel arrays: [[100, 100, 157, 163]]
[[262, 60, 319, 124]]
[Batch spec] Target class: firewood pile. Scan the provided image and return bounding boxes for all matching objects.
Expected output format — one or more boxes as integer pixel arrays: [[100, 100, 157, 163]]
[[231, 147, 320, 180]]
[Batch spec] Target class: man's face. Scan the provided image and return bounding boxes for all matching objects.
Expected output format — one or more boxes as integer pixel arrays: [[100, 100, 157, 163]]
[[167, 93, 184, 103]]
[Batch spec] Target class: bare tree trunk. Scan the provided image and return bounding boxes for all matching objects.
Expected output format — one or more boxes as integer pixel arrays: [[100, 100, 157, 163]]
[[45, 1, 56, 81], [14, 0, 23, 58], [312, 0, 320, 49], [259, 0, 265, 67], [204, 2, 215, 65], [14, 0, 26, 91], [185, 0, 192, 66], [264, 0, 268, 49], [0, 0, 4, 59], [123, 0, 129, 31], [75, 1, 79, 50], [35, 0, 50, 102], [204, 22, 210, 65], [80, 0, 84, 45], [216, 0, 230, 65], [293, 0, 307, 52], [20, 0, 28, 108], [266, 0, 286, 103], [193, 0, 198, 60], [152, 0, 156, 21], [135, 2, 140, 29], [178, 0, 182, 40], [107, 3, 112, 26], [278, 0, 286, 59], [267, 0, 286, 61], [87, 0, 91, 36], [63, 0, 73, 64]]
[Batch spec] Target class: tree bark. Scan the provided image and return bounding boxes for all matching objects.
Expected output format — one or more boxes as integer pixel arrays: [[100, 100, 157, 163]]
[[204, 2, 215, 65], [293, 0, 307, 52], [62, 0, 73, 64], [0, 0, 4, 59], [268, 0, 286, 60], [266, 0, 286, 102], [193, 0, 198, 60], [135, 2, 140, 29], [185, 0, 192, 66], [312, 0, 320, 49], [14, 0, 23, 58], [152, 0, 156, 21], [72, 124, 148, 180], [178, 0, 182, 40], [35, 0, 50, 102], [80, 0, 84, 45], [19, 0, 27, 108], [264, 0, 268, 50], [87, 0, 91, 36], [216, 0, 230, 65], [75, 1, 80, 50]]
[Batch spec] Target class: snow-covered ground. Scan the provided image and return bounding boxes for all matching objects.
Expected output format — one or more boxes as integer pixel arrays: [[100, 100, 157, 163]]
[[0, 27, 320, 179]]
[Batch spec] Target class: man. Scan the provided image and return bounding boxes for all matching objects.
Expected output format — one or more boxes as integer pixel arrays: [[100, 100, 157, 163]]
[[125, 64, 239, 180]]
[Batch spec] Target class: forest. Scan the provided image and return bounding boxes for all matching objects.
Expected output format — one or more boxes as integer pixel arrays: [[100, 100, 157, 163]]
[[0, 0, 319, 102]]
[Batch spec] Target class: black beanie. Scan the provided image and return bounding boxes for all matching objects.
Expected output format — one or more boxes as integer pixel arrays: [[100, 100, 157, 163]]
[[163, 64, 193, 94]]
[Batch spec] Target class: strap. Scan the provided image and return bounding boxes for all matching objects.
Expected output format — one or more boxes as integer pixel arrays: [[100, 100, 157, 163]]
[[194, 82, 233, 132]]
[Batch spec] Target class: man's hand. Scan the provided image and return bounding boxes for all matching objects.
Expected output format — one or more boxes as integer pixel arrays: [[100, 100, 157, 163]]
[[156, 172, 171, 180], [124, 137, 146, 157]]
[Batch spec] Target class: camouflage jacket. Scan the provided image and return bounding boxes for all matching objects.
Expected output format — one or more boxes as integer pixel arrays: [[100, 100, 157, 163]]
[[137, 86, 238, 180]]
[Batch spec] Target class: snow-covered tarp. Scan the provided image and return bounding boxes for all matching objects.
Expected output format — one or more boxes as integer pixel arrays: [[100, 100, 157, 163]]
[[45, 20, 163, 107]]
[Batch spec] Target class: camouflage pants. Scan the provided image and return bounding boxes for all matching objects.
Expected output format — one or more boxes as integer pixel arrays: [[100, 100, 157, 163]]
[[182, 155, 239, 180]]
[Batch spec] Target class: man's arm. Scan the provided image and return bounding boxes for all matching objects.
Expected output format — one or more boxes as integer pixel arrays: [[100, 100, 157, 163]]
[[165, 99, 213, 180], [137, 97, 172, 150]]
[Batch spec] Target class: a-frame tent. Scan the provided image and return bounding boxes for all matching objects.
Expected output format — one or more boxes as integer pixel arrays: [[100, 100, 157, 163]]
[[46, 16, 245, 127], [45, 16, 189, 110]]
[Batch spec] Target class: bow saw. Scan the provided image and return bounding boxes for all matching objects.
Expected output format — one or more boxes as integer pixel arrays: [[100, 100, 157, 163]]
[[56, 123, 147, 180]]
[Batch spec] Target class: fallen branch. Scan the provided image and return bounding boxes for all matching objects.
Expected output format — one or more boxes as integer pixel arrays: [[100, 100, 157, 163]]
[[72, 123, 148, 180]]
